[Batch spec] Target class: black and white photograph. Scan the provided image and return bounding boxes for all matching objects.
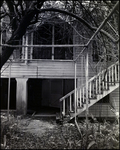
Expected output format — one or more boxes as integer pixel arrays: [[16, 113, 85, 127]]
[[0, 0, 119, 149]]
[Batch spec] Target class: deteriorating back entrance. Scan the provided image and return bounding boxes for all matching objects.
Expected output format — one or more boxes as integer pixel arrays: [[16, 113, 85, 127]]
[[27, 79, 74, 113]]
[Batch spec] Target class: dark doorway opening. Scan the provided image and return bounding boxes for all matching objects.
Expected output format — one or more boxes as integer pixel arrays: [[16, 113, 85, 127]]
[[27, 79, 42, 111], [27, 79, 74, 114], [0, 78, 16, 109]]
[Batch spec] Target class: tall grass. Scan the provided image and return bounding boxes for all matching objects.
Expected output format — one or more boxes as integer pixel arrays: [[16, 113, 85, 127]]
[[78, 116, 119, 149]]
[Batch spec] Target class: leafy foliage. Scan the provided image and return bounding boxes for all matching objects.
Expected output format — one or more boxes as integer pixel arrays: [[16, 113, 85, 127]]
[[1, 112, 119, 149]]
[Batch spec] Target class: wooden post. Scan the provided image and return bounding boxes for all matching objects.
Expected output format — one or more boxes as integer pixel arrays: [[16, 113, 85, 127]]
[[89, 81, 91, 98], [79, 89, 81, 107], [74, 61, 77, 121], [76, 90, 78, 107], [70, 95, 72, 112], [7, 61, 11, 120], [85, 51, 89, 143], [63, 100, 65, 116]]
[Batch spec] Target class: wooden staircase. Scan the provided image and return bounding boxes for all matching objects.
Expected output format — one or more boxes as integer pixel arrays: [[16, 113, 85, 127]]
[[59, 61, 119, 122]]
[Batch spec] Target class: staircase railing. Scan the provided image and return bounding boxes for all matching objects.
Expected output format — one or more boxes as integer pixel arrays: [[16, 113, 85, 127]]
[[60, 61, 119, 118]]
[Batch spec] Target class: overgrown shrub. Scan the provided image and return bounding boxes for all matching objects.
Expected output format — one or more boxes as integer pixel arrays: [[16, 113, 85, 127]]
[[78, 118, 119, 149]]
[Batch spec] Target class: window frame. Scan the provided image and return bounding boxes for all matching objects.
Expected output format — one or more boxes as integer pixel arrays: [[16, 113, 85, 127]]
[[32, 23, 73, 60]]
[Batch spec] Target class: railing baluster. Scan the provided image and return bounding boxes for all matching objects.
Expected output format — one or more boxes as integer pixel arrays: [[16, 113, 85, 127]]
[[102, 70, 104, 90], [101, 73, 103, 94], [99, 74, 101, 94], [73, 93, 75, 112], [98, 75, 100, 94], [112, 65, 114, 85], [108, 68, 110, 85], [79, 89, 81, 107], [76, 89, 78, 108], [117, 63, 119, 81], [70, 95, 72, 112], [110, 67, 112, 85], [105, 71, 108, 90], [115, 64, 117, 82], [107, 71, 109, 90], [113, 65, 115, 85], [63, 99, 65, 116], [89, 81, 91, 98], [95, 78, 97, 97], [59, 61, 118, 120], [101, 73, 103, 93], [101, 73, 102, 93], [93, 80, 95, 98], [83, 87, 84, 103], [96, 77, 98, 94]]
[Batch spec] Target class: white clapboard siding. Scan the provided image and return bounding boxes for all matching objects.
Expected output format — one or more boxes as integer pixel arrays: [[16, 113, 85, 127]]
[[1, 60, 81, 78], [78, 103, 115, 117]]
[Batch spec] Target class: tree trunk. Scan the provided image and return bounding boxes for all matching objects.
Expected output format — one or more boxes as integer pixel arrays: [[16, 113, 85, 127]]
[[0, 10, 37, 69]]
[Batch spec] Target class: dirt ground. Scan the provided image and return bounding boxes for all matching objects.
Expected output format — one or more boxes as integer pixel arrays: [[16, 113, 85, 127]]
[[1, 113, 80, 149], [17, 117, 57, 137]]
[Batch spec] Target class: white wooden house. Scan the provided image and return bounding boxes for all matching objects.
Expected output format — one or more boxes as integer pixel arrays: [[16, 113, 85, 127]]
[[1, 16, 119, 121]]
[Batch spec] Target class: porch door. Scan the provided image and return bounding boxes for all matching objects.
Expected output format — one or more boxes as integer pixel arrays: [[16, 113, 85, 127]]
[[50, 79, 63, 108]]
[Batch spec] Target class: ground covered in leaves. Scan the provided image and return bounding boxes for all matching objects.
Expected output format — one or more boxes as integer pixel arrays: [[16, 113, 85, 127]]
[[1, 112, 119, 149]]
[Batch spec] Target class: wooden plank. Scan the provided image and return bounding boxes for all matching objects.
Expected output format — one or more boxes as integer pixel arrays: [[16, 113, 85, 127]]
[[63, 100, 65, 116], [1, 61, 76, 78], [70, 95, 72, 111], [79, 89, 82, 107]]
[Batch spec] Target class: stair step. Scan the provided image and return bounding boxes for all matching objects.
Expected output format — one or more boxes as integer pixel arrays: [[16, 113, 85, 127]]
[[59, 61, 119, 122]]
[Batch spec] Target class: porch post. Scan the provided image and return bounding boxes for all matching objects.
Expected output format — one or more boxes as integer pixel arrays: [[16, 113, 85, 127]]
[[86, 52, 89, 110], [74, 61, 77, 121], [16, 78, 28, 115]]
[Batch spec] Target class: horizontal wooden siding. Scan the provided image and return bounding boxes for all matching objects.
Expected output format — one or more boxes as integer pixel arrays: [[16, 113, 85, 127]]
[[1, 61, 80, 78]]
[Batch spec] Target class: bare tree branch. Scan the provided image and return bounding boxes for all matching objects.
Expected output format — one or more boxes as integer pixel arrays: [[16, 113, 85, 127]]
[[38, 7, 119, 43], [0, 0, 119, 69], [0, 0, 46, 69], [0, 13, 8, 19]]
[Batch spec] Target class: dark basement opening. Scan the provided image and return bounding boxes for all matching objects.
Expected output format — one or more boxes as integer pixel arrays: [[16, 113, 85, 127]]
[[27, 78, 74, 116]]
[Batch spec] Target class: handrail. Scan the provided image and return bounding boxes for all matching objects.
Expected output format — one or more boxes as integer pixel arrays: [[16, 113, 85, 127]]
[[88, 61, 119, 82], [60, 61, 119, 102], [59, 84, 85, 101]]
